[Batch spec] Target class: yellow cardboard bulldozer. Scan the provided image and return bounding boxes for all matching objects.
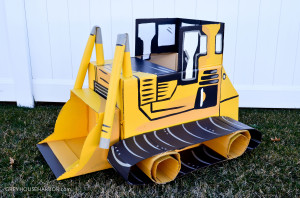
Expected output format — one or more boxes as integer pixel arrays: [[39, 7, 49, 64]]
[[37, 18, 261, 184]]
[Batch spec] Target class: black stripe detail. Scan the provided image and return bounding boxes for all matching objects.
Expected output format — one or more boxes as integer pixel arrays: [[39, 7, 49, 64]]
[[142, 98, 153, 102], [203, 69, 217, 74], [158, 90, 167, 93], [199, 79, 219, 85], [201, 74, 219, 80], [143, 79, 153, 82], [142, 88, 153, 92], [158, 86, 168, 89], [158, 83, 168, 86], [100, 77, 109, 84], [220, 95, 239, 103], [142, 93, 154, 97], [151, 105, 185, 113], [102, 129, 108, 133], [103, 124, 111, 128], [99, 69, 107, 74], [142, 83, 153, 87], [94, 81, 108, 99]]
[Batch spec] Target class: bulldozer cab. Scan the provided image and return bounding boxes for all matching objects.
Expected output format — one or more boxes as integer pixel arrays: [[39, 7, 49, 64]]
[[107, 18, 227, 139], [135, 18, 224, 78]]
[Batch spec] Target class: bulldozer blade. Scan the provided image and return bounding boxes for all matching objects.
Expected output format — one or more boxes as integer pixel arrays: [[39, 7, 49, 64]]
[[37, 143, 66, 178]]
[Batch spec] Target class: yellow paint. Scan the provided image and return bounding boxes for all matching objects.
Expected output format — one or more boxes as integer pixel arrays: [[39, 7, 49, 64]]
[[137, 151, 181, 184], [220, 67, 238, 101], [100, 44, 125, 142], [88, 63, 95, 90], [220, 97, 239, 120], [203, 130, 250, 159], [74, 34, 95, 89], [123, 51, 132, 78], [219, 66, 239, 120], [95, 43, 104, 65], [71, 88, 102, 113], [48, 140, 79, 170], [198, 24, 223, 67], [121, 65, 221, 138]]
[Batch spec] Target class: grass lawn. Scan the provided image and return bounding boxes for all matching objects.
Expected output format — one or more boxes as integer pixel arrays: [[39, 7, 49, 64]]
[[0, 103, 299, 197]]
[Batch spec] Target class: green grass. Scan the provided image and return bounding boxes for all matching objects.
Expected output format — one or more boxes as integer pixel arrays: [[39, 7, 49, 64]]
[[0, 103, 299, 197]]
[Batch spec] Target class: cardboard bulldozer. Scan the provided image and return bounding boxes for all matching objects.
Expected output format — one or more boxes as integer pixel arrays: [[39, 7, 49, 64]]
[[38, 18, 261, 184]]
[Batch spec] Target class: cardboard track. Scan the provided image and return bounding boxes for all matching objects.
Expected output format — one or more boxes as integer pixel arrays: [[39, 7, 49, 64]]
[[107, 116, 261, 184]]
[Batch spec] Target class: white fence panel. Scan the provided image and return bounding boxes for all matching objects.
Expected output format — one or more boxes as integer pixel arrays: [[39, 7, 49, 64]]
[[273, 0, 300, 86], [0, 0, 299, 108], [0, 0, 15, 101], [25, 0, 52, 80], [153, 0, 175, 18], [234, 1, 260, 85], [47, 0, 72, 80], [217, 0, 239, 79], [3, 0, 34, 107], [253, 0, 281, 85]]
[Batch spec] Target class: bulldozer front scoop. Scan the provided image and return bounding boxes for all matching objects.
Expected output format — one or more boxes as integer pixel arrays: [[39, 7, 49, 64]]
[[37, 27, 129, 180]]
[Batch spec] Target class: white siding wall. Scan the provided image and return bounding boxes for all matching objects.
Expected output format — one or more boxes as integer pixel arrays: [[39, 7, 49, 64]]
[[0, 0, 300, 108]]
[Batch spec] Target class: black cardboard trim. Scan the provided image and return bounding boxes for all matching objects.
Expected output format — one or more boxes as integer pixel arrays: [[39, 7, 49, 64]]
[[37, 143, 66, 178], [107, 116, 261, 185]]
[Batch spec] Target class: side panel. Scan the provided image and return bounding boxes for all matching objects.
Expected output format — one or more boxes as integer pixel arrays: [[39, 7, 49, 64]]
[[220, 66, 239, 120], [122, 67, 221, 139]]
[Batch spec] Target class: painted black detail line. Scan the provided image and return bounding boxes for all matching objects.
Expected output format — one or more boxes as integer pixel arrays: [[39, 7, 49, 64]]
[[142, 97, 153, 102], [158, 95, 166, 97], [203, 69, 217, 74], [157, 90, 167, 93], [158, 86, 168, 89], [102, 124, 111, 128], [100, 77, 109, 84], [201, 74, 219, 80], [199, 79, 219, 85], [95, 86, 108, 94], [99, 84, 108, 90], [142, 83, 153, 87], [99, 69, 107, 74], [97, 85, 108, 91], [94, 89, 107, 99], [143, 79, 153, 82], [95, 85, 108, 93], [150, 105, 185, 113], [95, 88, 107, 96], [102, 129, 108, 133], [95, 81, 108, 90], [142, 88, 153, 92], [220, 95, 239, 103], [158, 83, 168, 86], [142, 93, 153, 97]]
